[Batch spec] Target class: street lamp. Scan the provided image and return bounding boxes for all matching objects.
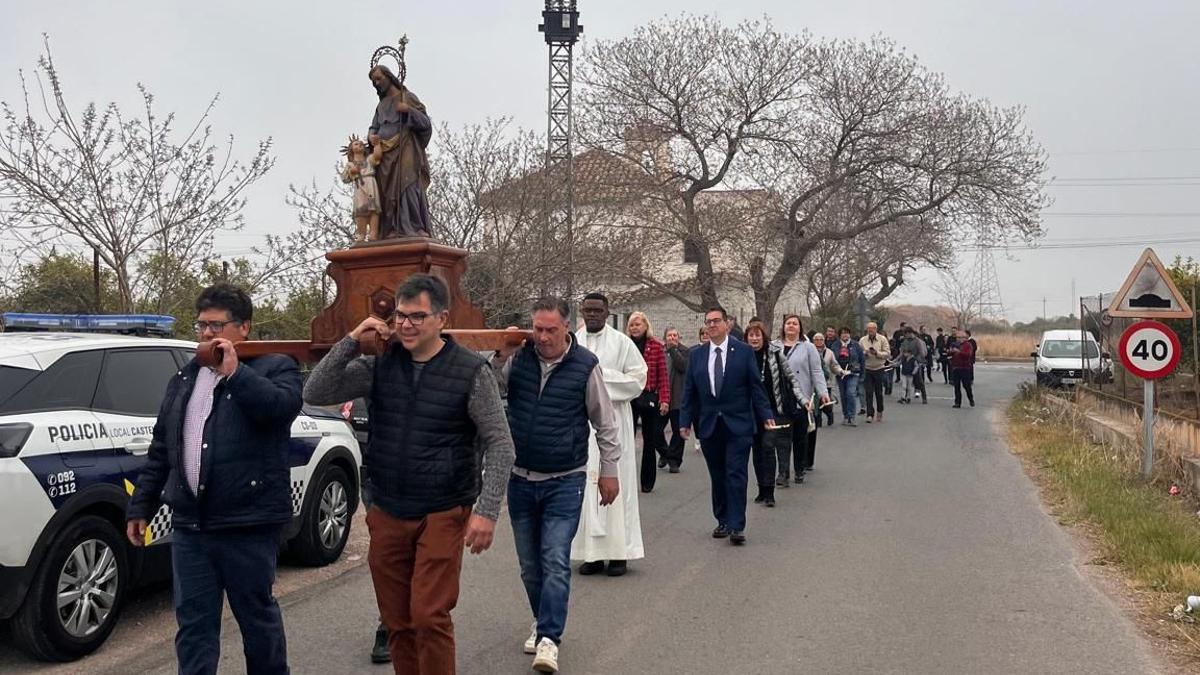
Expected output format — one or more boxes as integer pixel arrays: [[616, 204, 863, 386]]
[[539, 1, 583, 45]]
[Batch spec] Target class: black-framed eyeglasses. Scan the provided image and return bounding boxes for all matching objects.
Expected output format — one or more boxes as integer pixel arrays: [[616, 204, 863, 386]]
[[392, 312, 431, 327], [703, 318, 726, 326], [194, 319, 242, 333]]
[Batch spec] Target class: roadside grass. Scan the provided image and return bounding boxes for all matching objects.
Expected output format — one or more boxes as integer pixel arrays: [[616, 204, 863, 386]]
[[1008, 392, 1200, 592], [1007, 388, 1200, 666], [976, 332, 1038, 360]]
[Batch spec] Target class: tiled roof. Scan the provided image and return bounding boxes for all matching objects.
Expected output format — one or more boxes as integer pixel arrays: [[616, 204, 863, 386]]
[[481, 148, 664, 208]]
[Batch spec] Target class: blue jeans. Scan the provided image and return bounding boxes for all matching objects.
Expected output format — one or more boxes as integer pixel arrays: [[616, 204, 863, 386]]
[[508, 472, 586, 645], [171, 526, 288, 675], [839, 374, 860, 422]]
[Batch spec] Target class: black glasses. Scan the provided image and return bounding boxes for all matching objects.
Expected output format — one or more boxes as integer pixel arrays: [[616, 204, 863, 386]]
[[703, 318, 725, 326], [392, 312, 431, 327], [194, 319, 241, 333]]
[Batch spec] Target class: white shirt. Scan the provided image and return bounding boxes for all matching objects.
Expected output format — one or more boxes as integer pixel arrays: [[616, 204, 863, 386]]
[[708, 337, 729, 396]]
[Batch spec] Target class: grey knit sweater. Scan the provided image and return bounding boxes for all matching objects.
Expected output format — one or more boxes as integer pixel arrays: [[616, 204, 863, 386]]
[[303, 336, 515, 521]]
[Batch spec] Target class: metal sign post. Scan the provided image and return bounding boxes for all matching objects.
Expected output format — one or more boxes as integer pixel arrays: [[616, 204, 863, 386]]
[[1117, 319, 1183, 478], [1142, 379, 1154, 478]]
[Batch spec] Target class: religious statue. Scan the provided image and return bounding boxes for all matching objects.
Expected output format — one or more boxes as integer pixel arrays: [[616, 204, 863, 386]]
[[367, 37, 433, 239], [341, 135, 382, 243]]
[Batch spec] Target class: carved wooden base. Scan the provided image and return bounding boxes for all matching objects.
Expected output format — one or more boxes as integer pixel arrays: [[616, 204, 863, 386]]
[[200, 238, 527, 365], [311, 238, 484, 347]]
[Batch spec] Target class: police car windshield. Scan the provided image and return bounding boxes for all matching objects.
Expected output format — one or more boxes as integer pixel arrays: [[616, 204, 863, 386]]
[[1041, 340, 1100, 359], [0, 365, 38, 408]]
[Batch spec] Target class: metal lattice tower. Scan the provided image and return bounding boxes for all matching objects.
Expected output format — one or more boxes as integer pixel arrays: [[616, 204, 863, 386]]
[[538, 1, 583, 299], [975, 246, 1007, 323]]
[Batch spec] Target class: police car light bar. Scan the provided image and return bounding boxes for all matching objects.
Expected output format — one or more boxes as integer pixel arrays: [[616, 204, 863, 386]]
[[1, 313, 177, 336]]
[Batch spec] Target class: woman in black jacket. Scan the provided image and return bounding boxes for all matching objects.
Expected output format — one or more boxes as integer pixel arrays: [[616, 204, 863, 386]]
[[744, 321, 801, 507]]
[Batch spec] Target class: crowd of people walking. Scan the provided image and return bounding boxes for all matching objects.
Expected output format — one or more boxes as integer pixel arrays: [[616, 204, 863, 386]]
[[125, 276, 982, 675]]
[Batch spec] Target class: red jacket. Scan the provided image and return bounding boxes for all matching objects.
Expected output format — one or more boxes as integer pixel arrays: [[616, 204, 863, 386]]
[[641, 336, 671, 406], [950, 339, 975, 369]]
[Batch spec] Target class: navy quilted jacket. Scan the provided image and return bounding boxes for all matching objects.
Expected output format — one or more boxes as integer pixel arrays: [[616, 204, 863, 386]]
[[127, 354, 303, 530]]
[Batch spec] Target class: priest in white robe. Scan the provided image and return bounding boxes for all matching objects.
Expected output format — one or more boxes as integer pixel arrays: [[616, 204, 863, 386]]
[[571, 293, 647, 576]]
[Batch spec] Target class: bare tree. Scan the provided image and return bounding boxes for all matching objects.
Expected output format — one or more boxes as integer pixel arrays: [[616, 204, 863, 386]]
[[804, 199, 955, 316], [577, 15, 812, 311], [0, 38, 273, 311], [242, 180, 354, 299], [935, 264, 984, 329], [577, 18, 1047, 328], [428, 119, 628, 323], [747, 35, 1047, 327], [427, 119, 543, 251]]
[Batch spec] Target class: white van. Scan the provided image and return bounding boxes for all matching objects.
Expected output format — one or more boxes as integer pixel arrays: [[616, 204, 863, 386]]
[[1031, 329, 1113, 386]]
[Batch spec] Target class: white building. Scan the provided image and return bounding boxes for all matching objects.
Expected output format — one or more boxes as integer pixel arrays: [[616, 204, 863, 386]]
[[481, 135, 809, 345]]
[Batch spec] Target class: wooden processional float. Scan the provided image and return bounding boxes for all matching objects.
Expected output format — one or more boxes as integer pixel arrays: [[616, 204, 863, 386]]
[[195, 239, 529, 368], [195, 38, 531, 366]]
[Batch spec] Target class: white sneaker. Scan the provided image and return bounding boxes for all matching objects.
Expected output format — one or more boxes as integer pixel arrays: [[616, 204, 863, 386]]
[[532, 637, 559, 673], [523, 621, 538, 654]]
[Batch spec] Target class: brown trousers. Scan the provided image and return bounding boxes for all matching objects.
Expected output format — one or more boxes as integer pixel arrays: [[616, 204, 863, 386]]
[[366, 505, 470, 675]]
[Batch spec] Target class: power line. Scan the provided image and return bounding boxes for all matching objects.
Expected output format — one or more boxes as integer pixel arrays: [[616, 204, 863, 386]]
[[1050, 175, 1200, 182], [1023, 230, 1197, 244], [963, 235, 1200, 252], [1047, 182, 1200, 188], [1041, 212, 1200, 218], [1051, 147, 1200, 157]]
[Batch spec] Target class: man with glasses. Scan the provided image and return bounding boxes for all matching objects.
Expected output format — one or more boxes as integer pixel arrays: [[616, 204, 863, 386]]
[[304, 274, 515, 674], [678, 307, 774, 545], [126, 284, 303, 675]]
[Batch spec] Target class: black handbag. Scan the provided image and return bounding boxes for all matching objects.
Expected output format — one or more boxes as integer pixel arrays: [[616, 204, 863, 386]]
[[633, 389, 660, 411]]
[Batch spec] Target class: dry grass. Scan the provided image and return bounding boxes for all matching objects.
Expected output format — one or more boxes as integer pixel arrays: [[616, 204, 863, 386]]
[[975, 332, 1038, 359], [1007, 389, 1200, 668], [1008, 388, 1200, 600], [1075, 389, 1200, 466]]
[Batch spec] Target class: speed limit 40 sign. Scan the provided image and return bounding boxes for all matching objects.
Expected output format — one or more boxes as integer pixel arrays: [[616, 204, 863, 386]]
[[1118, 320, 1182, 380]]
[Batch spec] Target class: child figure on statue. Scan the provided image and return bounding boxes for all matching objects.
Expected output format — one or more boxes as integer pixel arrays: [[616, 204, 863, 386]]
[[341, 134, 382, 243]]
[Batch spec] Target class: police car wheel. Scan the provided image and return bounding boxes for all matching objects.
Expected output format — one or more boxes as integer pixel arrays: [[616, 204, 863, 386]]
[[11, 515, 129, 662], [289, 465, 352, 567]]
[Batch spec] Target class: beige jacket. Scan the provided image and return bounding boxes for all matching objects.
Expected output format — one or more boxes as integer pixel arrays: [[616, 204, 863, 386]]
[[858, 334, 890, 371]]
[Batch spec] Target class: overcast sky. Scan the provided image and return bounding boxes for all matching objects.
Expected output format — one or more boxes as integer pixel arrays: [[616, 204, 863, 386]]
[[4, 1, 1199, 321]]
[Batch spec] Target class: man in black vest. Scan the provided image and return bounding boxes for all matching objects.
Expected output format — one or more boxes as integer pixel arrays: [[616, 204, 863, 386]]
[[304, 274, 514, 674], [491, 297, 621, 674]]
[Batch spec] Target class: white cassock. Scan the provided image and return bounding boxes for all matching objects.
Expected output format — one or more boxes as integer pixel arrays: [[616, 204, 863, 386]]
[[572, 325, 647, 562]]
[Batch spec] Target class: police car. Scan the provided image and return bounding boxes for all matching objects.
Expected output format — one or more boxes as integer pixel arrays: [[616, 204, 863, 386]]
[[0, 333, 361, 661]]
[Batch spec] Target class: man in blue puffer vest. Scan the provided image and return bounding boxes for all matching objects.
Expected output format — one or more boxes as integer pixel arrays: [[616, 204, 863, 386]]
[[491, 296, 621, 674], [127, 284, 303, 675]]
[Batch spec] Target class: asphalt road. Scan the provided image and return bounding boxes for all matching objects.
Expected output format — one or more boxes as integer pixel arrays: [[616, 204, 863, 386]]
[[4, 365, 1163, 674]]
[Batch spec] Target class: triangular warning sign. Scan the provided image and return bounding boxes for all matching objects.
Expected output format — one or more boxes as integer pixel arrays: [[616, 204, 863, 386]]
[[1107, 248, 1194, 319]]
